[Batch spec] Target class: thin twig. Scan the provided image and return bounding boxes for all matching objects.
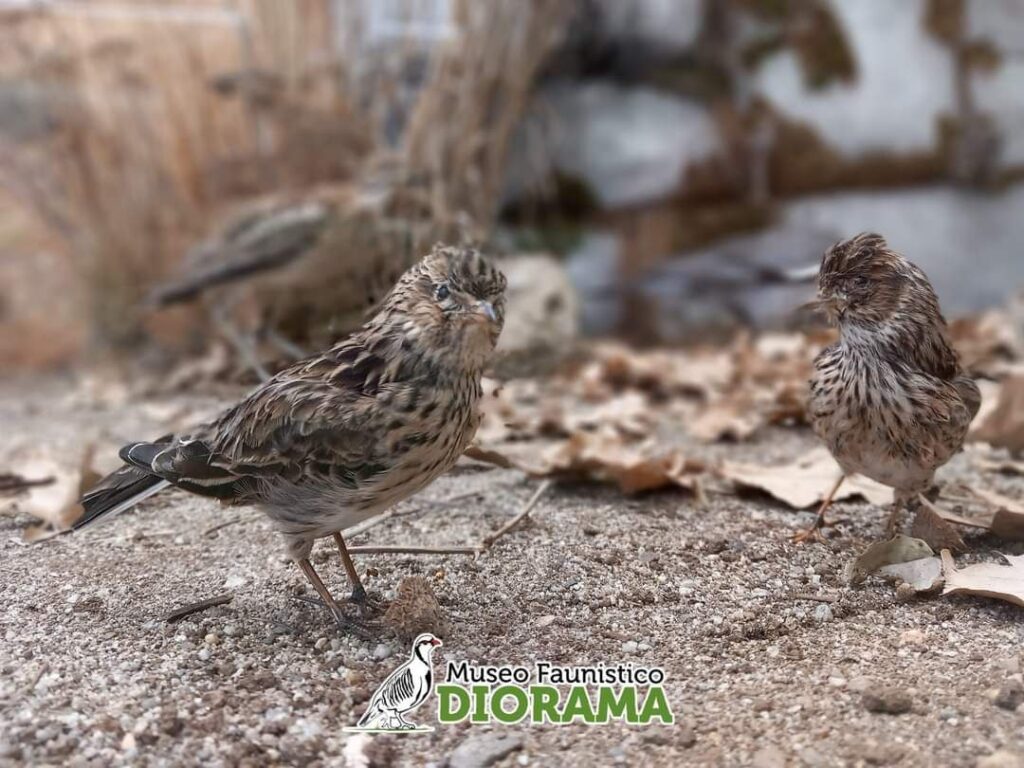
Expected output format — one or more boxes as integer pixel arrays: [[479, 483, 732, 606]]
[[919, 493, 992, 529], [0, 474, 55, 494], [343, 481, 552, 558], [481, 479, 552, 550], [791, 593, 838, 604], [164, 593, 233, 623], [347, 544, 480, 556], [203, 516, 243, 538], [343, 488, 489, 539]]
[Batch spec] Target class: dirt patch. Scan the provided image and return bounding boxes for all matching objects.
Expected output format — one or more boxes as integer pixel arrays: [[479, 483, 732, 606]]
[[1, 378, 1023, 767]]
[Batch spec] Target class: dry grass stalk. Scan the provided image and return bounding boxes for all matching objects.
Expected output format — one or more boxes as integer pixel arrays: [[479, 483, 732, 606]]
[[401, 0, 574, 237]]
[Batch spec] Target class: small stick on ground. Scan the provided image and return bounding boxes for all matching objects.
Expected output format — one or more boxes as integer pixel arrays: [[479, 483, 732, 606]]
[[342, 481, 551, 558], [481, 479, 552, 550], [343, 489, 489, 539], [347, 544, 481, 556], [164, 593, 233, 623], [791, 593, 838, 603], [203, 516, 243, 538], [692, 476, 709, 508], [0, 473, 55, 494]]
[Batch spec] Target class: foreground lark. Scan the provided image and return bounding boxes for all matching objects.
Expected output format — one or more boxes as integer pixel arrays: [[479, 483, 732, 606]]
[[800, 233, 980, 542], [77, 245, 506, 627]]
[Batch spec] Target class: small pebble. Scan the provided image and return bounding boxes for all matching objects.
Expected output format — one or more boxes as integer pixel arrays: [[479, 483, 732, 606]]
[[862, 684, 913, 715], [993, 679, 1024, 711], [373, 643, 392, 661], [813, 604, 833, 622], [621, 640, 638, 654]]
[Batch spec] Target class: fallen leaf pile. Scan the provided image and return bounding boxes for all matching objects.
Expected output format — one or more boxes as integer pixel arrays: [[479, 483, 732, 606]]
[[719, 447, 890, 509], [471, 333, 825, 492]]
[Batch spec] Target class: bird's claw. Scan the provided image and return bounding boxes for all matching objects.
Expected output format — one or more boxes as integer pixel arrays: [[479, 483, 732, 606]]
[[291, 595, 382, 638], [349, 585, 385, 615], [331, 610, 380, 640], [792, 515, 845, 544]]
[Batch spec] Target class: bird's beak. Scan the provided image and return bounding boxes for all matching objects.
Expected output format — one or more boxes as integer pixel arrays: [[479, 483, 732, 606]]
[[474, 300, 498, 324], [430, 638, 442, 647], [798, 294, 847, 320]]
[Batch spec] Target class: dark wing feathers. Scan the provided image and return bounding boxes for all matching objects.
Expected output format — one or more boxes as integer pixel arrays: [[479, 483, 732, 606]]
[[147, 200, 330, 306], [78, 334, 398, 528], [76, 464, 167, 529], [204, 340, 393, 480]]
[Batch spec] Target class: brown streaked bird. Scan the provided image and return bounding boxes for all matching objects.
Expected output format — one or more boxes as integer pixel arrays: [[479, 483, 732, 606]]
[[799, 233, 981, 542], [148, 186, 432, 380], [77, 245, 506, 628]]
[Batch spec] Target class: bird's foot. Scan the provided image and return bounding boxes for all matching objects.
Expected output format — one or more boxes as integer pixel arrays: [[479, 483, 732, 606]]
[[792, 514, 845, 544], [291, 595, 382, 638], [349, 584, 386, 615], [330, 609, 382, 640]]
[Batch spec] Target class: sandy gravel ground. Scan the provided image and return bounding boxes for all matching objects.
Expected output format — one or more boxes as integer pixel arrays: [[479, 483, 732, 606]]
[[2, 377, 1024, 768]]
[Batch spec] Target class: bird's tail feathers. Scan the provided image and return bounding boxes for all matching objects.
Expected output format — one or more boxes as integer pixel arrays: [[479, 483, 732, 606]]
[[75, 444, 173, 531]]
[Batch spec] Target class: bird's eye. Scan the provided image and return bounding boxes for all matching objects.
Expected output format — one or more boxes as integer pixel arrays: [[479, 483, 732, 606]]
[[435, 283, 450, 301], [853, 276, 870, 289]]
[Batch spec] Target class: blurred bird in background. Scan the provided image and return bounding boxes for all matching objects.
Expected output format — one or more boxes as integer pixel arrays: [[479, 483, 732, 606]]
[[77, 246, 507, 630], [147, 183, 436, 380], [801, 233, 981, 542]]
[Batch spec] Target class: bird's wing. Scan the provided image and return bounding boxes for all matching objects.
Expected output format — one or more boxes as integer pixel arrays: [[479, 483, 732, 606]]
[[904, 372, 979, 466], [148, 199, 332, 306], [953, 375, 982, 422], [201, 337, 397, 482]]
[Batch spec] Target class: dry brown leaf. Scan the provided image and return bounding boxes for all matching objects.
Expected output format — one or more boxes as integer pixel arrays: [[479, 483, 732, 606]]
[[689, 397, 761, 443], [879, 557, 944, 592], [971, 375, 1024, 452], [941, 549, 1024, 608], [719, 448, 891, 509], [911, 501, 966, 552], [846, 535, 934, 584], [543, 433, 704, 494], [470, 432, 704, 494], [963, 486, 1024, 540], [4, 456, 83, 539]]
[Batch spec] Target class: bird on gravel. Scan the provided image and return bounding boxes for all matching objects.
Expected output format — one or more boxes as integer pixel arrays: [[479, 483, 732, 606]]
[[76, 245, 506, 630], [148, 186, 431, 380], [799, 233, 981, 542], [357, 633, 441, 730]]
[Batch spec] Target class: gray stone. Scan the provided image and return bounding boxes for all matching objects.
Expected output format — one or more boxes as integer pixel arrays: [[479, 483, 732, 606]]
[[977, 751, 1024, 768], [515, 81, 720, 209], [993, 679, 1024, 711], [862, 684, 914, 715], [449, 734, 524, 768], [595, 0, 702, 56], [492, 254, 579, 378]]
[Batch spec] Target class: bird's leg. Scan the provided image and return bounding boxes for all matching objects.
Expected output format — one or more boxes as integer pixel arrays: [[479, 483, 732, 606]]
[[297, 558, 371, 637], [211, 302, 270, 381], [886, 491, 917, 536], [332, 532, 383, 612], [793, 474, 846, 543], [266, 328, 307, 361]]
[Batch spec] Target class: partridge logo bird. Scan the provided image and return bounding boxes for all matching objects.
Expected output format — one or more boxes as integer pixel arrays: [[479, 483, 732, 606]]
[[76, 246, 506, 629], [800, 233, 981, 541], [353, 634, 442, 731]]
